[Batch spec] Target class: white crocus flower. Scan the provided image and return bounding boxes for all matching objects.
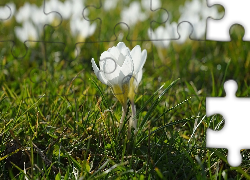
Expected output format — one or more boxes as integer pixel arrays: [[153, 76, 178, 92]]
[[15, 2, 32, 23], [141, 0, 161, 11], [121, 2, 147, 28], [91, 42, 134, 131], [178, 0, 222, 40], [149, 0, 222, 46], [92, 42, 147, 137], [14, 21, 38, 42], [0, 3, 16, 21], [103, 0, 119, 11], [70, 17, 96, 41], [148, 22, 178, 48]]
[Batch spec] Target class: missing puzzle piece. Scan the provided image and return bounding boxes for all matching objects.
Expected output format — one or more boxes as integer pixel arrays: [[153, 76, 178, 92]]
[[206, 0, 250, 41], [206, 80, 250, 167]]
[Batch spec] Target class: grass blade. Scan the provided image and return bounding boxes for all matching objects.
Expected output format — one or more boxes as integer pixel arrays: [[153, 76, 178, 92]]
[[136, 117, 196, 146], [138, 78, 180, 132], [90, 78, 109, 108]]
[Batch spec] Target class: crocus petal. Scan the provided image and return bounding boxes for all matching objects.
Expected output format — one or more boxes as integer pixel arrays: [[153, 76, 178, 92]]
[[112, 82, 129, 106], [137, 49, 147, 72], [108, 74, 120, 88], [120, 47, 130, 57], [108, 46, 124, 66], [117, 70, 127, 87], [101, 65, 120, 86], [118, 53, 126, 66], [128, 72, 141, 101], [130, 45, 142, 73], [117, 42, 126, 52], [121, 55, 134, 78], [116, 42, 130, 57], [100, 51, 118, 73], [156, 26, 164, 39], [135, 68, 143, 86], [91, 58, 108, 85]]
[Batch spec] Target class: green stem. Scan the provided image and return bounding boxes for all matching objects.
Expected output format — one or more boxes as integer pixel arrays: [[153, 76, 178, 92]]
[[119, 104, 127, 132], [130, 100, 137, 137], [132, 101, 137, 131]]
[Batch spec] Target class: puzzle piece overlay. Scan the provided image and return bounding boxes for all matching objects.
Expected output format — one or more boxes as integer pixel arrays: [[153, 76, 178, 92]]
[[207, 0, 250, 41], [206, 80, 250, 167]]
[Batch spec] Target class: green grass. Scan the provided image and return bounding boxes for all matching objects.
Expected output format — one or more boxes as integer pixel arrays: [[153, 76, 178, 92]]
[[1, 0, 250, 179]]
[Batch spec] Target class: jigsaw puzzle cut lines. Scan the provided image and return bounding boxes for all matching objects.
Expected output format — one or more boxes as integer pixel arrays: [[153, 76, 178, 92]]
[[206, 80, 250, 167], [2, 0, 249, 170]]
